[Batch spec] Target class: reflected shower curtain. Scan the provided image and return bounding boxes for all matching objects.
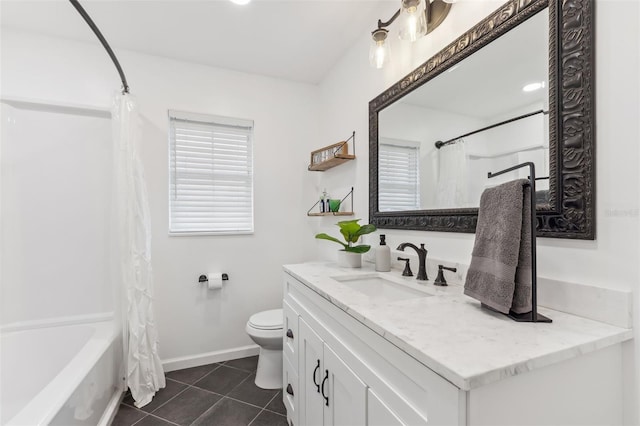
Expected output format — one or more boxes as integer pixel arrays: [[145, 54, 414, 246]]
[[436, 139, 468, 208], [113, 93, 165, 408]]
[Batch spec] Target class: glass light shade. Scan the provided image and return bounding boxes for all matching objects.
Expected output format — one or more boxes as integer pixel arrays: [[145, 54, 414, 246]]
[[369, 30, 391, 69], [398, 0, 428, 42]]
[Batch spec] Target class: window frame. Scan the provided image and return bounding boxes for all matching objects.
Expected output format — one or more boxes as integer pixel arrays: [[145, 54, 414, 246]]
[[168, 110, 254, 236]]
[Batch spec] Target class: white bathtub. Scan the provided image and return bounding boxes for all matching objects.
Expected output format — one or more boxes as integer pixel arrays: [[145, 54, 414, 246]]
[[1, 317, 122, 426]]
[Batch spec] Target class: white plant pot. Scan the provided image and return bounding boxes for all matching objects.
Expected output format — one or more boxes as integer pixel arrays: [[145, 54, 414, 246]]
[[337, 250, 362, 268]]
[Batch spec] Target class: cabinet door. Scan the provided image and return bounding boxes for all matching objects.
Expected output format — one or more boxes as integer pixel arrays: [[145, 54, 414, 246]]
[[299, 318, 325, 426], [323, 344, 367, 426], [367, 389, 403, 426]]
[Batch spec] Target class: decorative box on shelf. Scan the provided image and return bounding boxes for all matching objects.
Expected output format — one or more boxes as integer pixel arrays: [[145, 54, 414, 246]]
[[308, 131, 356, 171]]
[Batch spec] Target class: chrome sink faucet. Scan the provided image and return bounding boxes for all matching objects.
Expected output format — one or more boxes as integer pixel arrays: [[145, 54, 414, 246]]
[[396, 243, 428, 281]]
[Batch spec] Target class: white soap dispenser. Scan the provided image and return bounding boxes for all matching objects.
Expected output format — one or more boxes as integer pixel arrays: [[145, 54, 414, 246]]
[[375, 234, 391, 272]]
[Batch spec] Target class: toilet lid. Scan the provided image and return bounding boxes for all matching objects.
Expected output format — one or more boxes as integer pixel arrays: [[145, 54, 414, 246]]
[[249, 309, 283, 330]]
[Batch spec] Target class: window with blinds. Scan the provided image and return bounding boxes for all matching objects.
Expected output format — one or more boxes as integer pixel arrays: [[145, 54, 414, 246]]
[[378, 143, 420, 211], [169, 110, 254, 235]]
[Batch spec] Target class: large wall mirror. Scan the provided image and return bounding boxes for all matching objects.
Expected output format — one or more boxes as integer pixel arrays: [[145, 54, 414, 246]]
[[369, 0, 595, 239]]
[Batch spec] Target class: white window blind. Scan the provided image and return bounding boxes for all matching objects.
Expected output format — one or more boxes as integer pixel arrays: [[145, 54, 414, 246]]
[[379, 143, 420, 211], [169, 111, 254, 235]]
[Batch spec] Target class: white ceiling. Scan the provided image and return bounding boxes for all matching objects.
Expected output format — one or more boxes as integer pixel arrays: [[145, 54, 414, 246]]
[[0, 0, 395, 84]]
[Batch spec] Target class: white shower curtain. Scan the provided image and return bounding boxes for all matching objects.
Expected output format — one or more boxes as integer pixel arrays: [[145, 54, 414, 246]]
[[112, 93, 165, 408], [436, 139, 468, 208]]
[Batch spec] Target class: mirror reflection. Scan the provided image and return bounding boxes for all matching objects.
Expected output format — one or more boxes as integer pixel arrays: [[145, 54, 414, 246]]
[[378, 10, 549, 212]]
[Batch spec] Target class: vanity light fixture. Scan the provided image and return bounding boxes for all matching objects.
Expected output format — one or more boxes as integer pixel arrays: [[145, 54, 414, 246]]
[[522, 81, 545, 92], [369, 28, 391, 69], [370, 0, 452, 68], [229, 0, 251, 5], [398, 0, 428, 42]]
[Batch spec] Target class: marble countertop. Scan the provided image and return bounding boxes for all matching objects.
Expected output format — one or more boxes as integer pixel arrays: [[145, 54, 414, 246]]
[[283, 262, 633, 391]]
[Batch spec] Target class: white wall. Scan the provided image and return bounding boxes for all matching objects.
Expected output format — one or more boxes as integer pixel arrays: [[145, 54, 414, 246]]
[[316, 0, 639, 423], [1, 29, 320, 360]]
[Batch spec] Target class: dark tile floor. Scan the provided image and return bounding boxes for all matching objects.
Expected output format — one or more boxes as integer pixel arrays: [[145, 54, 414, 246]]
[[113, 356, 288, 426]]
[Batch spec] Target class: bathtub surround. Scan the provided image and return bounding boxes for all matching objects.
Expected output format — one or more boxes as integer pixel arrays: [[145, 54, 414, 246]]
[[0, 98, 123, 423], [113, 93, 166, 407], [0, 100, 114, 325]]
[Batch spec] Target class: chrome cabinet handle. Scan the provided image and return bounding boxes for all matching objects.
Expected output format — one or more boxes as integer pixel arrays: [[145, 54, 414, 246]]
[[313, 359, 320, 392], [286, 383, 294, 396], [286, 329, 294, 339], [321, 369, 329, 406]]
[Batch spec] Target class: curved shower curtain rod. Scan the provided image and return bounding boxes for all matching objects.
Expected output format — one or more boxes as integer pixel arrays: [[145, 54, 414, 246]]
[[69, 0, 130, 94]]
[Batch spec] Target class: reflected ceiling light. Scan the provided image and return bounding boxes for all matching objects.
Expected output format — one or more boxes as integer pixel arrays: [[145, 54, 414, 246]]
[[370, 0, 452, 68], [229, 0, 251, 5], [522, 82, 545, 92]]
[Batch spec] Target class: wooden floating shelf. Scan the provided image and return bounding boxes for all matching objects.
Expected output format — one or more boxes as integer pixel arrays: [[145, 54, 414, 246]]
[[308, 154, 356, 171], [307, 211, 355, 217], [307, 187, 355, 217], [308, 132, 356, 172]]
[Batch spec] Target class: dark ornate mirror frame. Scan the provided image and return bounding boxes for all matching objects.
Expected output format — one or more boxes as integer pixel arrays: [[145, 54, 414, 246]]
[[369, 0, 595, 239]]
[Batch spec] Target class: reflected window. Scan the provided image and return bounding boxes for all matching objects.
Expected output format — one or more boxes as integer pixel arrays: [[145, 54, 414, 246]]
[[379, 142, 420, 211]]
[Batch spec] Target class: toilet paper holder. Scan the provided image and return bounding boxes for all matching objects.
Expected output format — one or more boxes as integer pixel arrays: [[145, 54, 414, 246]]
[[198, 273, 229, 284]]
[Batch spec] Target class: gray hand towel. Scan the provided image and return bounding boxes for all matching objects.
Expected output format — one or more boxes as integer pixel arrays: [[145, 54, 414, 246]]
[[464, 179, 532, 314]]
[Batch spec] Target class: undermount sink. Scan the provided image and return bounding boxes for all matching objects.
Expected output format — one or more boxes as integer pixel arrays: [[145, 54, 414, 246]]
[[331, 274, 432, 303]]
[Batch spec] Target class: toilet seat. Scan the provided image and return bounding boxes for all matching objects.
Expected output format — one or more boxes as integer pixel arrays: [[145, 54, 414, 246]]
[[248, 309, 283, 330]]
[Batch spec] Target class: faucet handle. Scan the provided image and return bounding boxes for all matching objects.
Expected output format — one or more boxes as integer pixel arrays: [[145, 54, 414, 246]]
[[434, 265, 457, 286], [397, 257, 413, 277]]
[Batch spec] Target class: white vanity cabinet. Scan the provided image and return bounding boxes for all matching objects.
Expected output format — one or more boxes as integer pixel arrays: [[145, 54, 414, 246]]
[[283, 272, 461, 426], [282, 266, 629, 426]]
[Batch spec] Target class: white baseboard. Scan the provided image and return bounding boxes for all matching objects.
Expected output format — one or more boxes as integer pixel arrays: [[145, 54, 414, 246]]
[[162, 345, 260, 372]]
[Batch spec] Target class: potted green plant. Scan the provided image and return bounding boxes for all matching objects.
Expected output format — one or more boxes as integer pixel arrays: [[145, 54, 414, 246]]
[[315, 219, 376, 268]]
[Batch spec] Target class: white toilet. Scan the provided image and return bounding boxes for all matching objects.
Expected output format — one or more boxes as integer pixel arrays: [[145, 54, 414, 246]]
[[246, 308, 283, 389]]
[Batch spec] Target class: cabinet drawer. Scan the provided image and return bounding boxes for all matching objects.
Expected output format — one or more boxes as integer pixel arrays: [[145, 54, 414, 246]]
[[283, 299, 299, 371], [283, 356, 299, 426]]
